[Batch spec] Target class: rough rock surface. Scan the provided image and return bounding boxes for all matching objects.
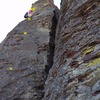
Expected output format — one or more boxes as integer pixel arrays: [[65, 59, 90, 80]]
[[0, 0, 59, 100], [43, 0, 100, 100], [0, 0, 100, 100]]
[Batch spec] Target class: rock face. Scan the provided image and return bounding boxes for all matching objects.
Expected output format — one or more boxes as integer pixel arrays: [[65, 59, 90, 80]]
[[0, 0, 59, 100], [0, 0, 100, 100], [43, 0, 100, 100]]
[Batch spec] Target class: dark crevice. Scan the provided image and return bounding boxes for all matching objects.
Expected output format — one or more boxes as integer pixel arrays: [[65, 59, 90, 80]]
[[45, 10, 59, 75], [93, 90, 100, 96], [41, 9, 59, 100]]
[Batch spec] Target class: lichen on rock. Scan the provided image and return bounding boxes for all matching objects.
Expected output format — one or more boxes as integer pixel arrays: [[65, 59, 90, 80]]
[[0, 0, 100, 100], [0, 0, 59, 100]]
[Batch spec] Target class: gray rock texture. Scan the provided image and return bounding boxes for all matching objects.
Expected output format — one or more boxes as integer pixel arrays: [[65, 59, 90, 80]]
[[0, 0, 100, 100], [43, 0, 100, 100], [0, 0, 59, 100]]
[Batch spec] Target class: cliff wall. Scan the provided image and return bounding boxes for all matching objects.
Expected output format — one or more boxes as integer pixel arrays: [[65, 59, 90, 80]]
[[0, 0, 100, 100], [43, 0, 100, 100], [0, 0, 59, 100]]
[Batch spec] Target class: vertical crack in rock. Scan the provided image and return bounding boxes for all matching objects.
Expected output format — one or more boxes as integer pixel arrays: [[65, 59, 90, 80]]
[[0, 0, 59, 99], [45, 10, 59, 75]]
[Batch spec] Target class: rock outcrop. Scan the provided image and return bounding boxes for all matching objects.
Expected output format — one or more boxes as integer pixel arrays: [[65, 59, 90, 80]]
[[0, 0, 100, 100], [0, 0, 59, 100], [43, 0, 100, 100]]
